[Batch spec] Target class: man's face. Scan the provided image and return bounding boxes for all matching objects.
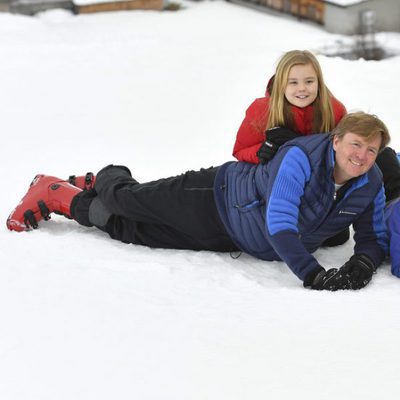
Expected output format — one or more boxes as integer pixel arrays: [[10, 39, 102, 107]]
[[284, 63, 318, 108], [333, 132, 381, 184]]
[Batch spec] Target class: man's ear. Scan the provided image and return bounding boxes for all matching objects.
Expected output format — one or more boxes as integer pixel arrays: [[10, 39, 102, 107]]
[[332, 135, 340, 151]]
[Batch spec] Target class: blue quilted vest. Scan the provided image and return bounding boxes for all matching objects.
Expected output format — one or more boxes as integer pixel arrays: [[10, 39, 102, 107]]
[[214, 134, 387, 280]]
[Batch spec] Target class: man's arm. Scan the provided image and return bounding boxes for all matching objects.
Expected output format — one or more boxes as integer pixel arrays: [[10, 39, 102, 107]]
[[335, 186, 389, 290], [265, 147, 351, 290], [265, 147, 322, 282]]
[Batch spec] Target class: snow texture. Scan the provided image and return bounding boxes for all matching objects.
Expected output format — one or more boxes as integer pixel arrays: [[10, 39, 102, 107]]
[[1, 1, 400, 399], [74, 0, 166, 6], [326, 0, 367, 7]]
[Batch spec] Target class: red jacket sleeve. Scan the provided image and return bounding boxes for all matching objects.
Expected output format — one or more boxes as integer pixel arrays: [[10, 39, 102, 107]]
[[232, 98, 269, 164]]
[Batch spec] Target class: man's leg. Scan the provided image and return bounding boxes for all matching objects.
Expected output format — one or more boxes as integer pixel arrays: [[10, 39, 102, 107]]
[[376, 147, 400, 202], [72, 165, 237, 252]]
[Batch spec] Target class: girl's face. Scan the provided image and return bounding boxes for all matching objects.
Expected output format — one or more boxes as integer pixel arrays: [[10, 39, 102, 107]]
[[284, 64, 318, 108]]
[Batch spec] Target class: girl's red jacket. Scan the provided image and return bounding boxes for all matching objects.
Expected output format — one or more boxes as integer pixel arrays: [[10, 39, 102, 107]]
[[232, 95, 347, 164]]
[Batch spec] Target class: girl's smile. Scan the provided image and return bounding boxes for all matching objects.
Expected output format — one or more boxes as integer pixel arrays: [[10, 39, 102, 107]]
[[284, 64, 319, 108]]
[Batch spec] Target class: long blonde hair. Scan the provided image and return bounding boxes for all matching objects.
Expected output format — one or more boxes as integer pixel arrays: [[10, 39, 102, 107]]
[[267, 50, 335, 133]]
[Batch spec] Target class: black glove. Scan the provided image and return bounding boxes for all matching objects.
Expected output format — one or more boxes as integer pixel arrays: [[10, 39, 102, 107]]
[[305, 266, 352, 291], [339, 254, 376, 290], [256, 126, 299, 164]]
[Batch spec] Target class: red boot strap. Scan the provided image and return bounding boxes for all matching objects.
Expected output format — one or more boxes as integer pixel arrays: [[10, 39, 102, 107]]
[[68, 175, 76, 186], [38, 200, 51, 221], [23, 210, 38, 229], [85, 172, 94, 190]]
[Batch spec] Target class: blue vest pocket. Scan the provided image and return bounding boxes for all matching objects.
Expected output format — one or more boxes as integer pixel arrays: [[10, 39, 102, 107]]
[[234, 199, 265, 213]]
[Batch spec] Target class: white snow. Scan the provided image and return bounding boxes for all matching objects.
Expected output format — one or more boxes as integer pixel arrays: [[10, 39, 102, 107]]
[[1, 1, 400, 399], [325, 0, 367, 7], [74, 0, 166, 6]]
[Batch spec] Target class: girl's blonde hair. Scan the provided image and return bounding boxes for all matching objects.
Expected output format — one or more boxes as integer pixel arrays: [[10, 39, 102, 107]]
[[267, 50, 335, 133]]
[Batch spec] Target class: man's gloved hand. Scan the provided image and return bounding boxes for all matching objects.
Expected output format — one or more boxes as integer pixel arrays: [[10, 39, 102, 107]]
[[256, 126, 300, 164], [304, 266, 352, 291], [339, 254, 376, 290]]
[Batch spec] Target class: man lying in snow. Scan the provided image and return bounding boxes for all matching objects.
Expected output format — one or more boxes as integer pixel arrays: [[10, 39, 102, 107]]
[[6, 112, 390, 291]]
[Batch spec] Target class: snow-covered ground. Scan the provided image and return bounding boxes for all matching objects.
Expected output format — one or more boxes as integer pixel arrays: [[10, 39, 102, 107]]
[[1, 1, 400, 399]]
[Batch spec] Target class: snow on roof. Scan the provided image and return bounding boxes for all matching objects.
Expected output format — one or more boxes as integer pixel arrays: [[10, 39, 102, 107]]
[[74, 0, 165, 5], [73, 0, 123, 4], [15, 0, 72, 4], [325, 0, 368, 6]]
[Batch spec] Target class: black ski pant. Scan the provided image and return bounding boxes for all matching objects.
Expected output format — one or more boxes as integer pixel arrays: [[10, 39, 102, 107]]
[[376, 146, 400, 202], [71, 165, 238, 252]]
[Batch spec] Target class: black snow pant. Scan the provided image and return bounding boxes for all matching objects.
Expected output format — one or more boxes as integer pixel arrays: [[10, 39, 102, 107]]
[[376, 146, 400, 202], [71, 165, 238, 252]]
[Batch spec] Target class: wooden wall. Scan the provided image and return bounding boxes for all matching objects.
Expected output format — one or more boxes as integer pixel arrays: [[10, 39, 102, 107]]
[[257, 0, 325, 24], [76, 0, 164, 14]]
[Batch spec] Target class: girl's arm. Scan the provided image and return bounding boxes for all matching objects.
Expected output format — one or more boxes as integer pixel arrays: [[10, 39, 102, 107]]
[[232, 98, 268, 164]]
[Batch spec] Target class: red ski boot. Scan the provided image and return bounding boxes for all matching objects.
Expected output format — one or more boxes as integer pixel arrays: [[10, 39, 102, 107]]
[[68, 172, 96, 191], [6, 175, 82, 232]]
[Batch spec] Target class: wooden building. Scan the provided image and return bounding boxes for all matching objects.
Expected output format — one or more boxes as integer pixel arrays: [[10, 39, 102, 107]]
[[228, 0, 400, 34], [257, 0, 325, 24], [7, 0, 166, 15], [0, 0, 11, 12], [9, 0, 74, 15], [74, 0, 164, 14]]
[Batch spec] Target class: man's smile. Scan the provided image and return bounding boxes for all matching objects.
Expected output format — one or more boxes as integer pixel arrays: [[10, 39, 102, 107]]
[[349, 159, 362, 166]]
